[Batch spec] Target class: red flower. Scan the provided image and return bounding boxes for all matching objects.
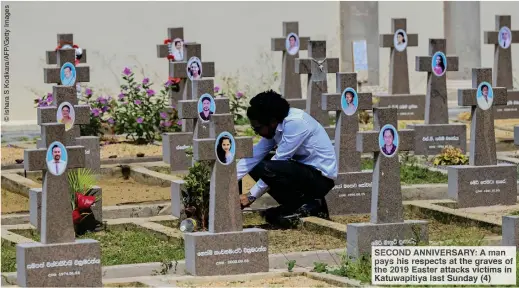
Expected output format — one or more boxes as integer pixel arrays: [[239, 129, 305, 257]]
[[73, 44, 79, 49], [76, 192, 96, 210], [75, 59, 80, 66], [164, 39, 172, 45], [72, 209, 82, 224], [167, 54, 175, 61], [168, 76, 181, 84], [55, 45, 61, 51]]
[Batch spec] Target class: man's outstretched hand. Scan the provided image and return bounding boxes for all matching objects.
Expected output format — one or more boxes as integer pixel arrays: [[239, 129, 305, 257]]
[[240, 194, 252, 209]]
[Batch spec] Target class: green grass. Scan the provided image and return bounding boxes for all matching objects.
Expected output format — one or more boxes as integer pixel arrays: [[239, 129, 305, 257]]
[[2, 224, 184, 272], [360, 158, 448, 184]]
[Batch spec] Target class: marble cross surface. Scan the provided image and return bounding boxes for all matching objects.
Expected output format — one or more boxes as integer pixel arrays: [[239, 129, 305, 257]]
[[157, 27, 185, 108], [322, 73, 372, 173], [271, 21, 309, 101], [484, 15, 519, 89], [46, 34, 87, 65], [415, 39, 459, 124], [37, 86, 90, 147], [380, 18, 418, 95], [24, 123, 85, 244], [458, 68, 507, 166], [484, 15, 519, 119], [296, 40, 339, 138], [321, 73, 373, 215], [356, 108, 415, 224], [44, 49, 90, 85], [192, 136, 253, 233]]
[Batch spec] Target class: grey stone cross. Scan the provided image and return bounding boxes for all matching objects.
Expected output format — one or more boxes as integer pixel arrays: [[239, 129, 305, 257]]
[[271, 21, 309, 103], [410, 38, 467, 155], [156, 27, 185, 108], [347, 107, 428, 258], [375, 18, 424, 120], [44, 46, 89, 86], [46, 34, 87, 65], [484, 15, 519, 119], [296, 40, 340, 139], [448, 68, 516, 208], [321, 73, 373, 215]]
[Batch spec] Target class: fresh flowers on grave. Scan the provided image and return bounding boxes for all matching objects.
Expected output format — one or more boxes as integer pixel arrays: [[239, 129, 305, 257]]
[[55, 43, 83, 66], [68, 168, 102, 235]]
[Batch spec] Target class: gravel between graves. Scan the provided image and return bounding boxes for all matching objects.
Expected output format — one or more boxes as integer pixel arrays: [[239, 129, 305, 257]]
[[1, 188, 29, 214], [174, 275, 339, 287]]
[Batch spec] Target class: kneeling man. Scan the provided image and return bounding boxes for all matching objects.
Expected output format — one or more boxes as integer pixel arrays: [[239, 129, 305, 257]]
[[237, 90, 337, 225]]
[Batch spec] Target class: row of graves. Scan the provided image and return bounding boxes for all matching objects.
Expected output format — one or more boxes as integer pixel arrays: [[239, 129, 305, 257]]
[[3, 17, 519, 287]]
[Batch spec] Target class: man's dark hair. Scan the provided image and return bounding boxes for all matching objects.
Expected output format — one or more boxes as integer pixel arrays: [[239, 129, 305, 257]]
[[481, 84, 489, 91], [201, 96, 211, 103], [62, 104, 70, 110], [52, 144, 60, 151], [64, 66, 71, 71], [247, 90, 290, 125]]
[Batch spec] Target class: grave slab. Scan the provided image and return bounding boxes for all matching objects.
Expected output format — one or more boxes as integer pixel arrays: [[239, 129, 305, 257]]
[[408, 124, 467, 156], [494, 90, 519, 119], [502, 215, 519, 248], [373, 94, 425, 120], [326, 172, 372, 215], [448, 164, 517, 208], [171, 180, 185, 218], [76, 136, 101, 173], [16, 239, 102, 287], [515, 126, 519, 146], [162, 132, 193, 172], [347, 107, 429, 259], [184, 228, 269, 276], [346, 220, 428, 258]]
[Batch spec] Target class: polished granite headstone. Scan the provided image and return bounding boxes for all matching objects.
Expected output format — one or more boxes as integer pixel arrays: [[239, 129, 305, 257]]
[[409, 38, 466, 155], [449, 68, 517, 208], [347, 108, 428, 259], [321, 72, 372, 215]]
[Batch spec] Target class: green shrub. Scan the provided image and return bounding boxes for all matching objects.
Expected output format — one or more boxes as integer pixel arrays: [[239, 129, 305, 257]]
[[432, 146, 468, 166]]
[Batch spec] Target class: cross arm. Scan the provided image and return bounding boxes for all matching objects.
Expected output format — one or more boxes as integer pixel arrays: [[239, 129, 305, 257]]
[[193, 137, 253, 161], [46, 50, 87, 65], [356, 129, 414, 153], [157, 44, 169, 58], [271, 37, 310, 52], [44, 65, 90, 84], [484, 31, 499, 44], [458, 87, 507, 106], [295, 58, 340, 74], [37, 104, 90, 125], [416, 56, 459, 72], [380, 33, 418, 48], [24, 146, 85, 172], [169, 61, 216, 78], [178, 98, 229, 119]]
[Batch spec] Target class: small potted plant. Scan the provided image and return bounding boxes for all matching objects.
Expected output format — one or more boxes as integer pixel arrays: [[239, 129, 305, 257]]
[[68, 168, 103, 235]]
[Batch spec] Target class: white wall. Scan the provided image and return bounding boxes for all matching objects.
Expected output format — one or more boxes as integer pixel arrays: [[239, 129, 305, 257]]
[[1, 1, 518, 124]]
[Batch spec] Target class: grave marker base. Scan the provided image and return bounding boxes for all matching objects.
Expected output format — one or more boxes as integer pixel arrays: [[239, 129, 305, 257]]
[[502, 215, 519, 248], [407, 124, 467, 155], [184, 228, 269, 276], [373, 94, 426, 120], [514, 126, 519, 146], [346, 220, 429, 259], [326, 172, 372, 215], [30, 187, 103, 233], [76, 136, 101, 174], [448, 164, 517, 208], [162, 132, 193, 171], [171, 180, 185, 218], [493, 90, 519, 119], [16, 239, 102, 287]]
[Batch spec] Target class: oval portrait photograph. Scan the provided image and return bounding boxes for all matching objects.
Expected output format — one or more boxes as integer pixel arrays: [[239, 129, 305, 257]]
[[379, 124, 399, 158], [60, 62, 76, 87], [215, 131, 236, 165], [56, 102, 75, 131], [171, 38, 184, 61], [476, 81, 494, 111], [197, 93, 216, 123], [431, 52, 447, 77], [46, 141, 68, 176], [286, 32, 300, 56], [187, 57, 202, 81], [393, 29, 408, 52], [499, 26, 512, 49], [341, 87, 359, 116]]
